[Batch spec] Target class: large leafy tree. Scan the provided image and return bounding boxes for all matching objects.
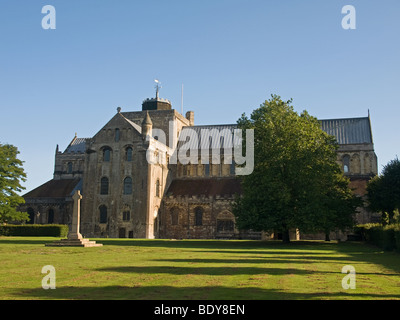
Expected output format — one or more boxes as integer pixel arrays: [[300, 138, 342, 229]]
[[233, 95, 359, 242], [367, 158, 400, 224], [0, 143, 28, 224]]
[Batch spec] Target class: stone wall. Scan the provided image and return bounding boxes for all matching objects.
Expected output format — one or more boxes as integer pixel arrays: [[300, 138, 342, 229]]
[[81, 112, 149, 238], [336, 144, 378, 176], [80, 109, 189, 238], [161, 195, 238, 239], [53, 151, 85, 180], [19, 200, 72, 226]]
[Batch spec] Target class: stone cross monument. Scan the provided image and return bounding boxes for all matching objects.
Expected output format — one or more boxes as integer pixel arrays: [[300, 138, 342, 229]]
[[46, 190, 102, 247], [69, 190, 83, 240]]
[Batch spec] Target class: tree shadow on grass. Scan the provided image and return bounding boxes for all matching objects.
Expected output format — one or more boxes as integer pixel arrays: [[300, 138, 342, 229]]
[[96, 265, 400, 277], [0, 237, 347, 254], [0, 237, 57, 245], [3, 237, 400, 277], [153, 250, 399, 267], [92, 239, 340, 251], [154, 258, 315, 265], [96, 265, 313, 276], [335, 242, 400, 274], [8, 285, 400, 300]]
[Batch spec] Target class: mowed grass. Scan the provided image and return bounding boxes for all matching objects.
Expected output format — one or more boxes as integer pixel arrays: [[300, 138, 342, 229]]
[[0, 237, 399, 300]]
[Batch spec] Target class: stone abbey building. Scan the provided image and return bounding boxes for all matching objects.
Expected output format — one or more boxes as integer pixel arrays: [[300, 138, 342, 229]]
[[21, 93, 378, 240]]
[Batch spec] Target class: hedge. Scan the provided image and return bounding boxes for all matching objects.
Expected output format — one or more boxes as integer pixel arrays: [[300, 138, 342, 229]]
[[355, 223, 400, 252], [0, 224, 69, 237]]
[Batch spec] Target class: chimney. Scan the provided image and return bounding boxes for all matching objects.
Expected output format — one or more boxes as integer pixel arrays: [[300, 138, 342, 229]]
[[185, 111, 194, 126]]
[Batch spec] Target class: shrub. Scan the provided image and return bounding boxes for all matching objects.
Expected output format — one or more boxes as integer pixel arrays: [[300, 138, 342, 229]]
[[394, 226, 400, 253], [381, 225, 396, 251], [354, 223, 380, 241], [355, 223, 399, 251], [0, 224, 69, 237]]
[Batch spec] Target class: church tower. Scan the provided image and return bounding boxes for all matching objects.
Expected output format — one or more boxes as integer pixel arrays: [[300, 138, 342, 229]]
[[141, 80, 172, 111]]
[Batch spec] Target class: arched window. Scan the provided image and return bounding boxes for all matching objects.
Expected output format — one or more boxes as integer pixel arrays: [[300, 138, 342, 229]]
[[27, 207, 35, 224], [103, 147, 111, 162], [115, 128, 120, 142], [123, 210, 130, 221], [123, 177, 132, 195], [204, 164, 210, 177], [217, 220, 234, 232], [156, 179, 160, 197], [170, 207, 179, 225], [100, 177, 109, 195], [48, 209, 54, 224], [343, 155, 350, 173], [67, 162, 73, 174], [99, 205, 108, 223], [195, 207, 203, 226], [126, 147, 133, 162], [216, 211, 235, 232]]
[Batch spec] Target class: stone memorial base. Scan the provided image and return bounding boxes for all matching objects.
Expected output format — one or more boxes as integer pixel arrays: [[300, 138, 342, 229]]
[[45, 190, 103, 248], [45, 238, 103, 247]]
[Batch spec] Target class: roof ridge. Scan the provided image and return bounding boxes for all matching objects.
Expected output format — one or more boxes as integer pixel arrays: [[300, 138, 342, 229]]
[[319, 116, 369, 122], [119, 113, 142, 134], [183, 124, 237, 128]]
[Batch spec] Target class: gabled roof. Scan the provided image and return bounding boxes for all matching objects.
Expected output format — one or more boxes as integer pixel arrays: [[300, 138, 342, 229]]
[[90, 111, 143, 141], [176, 116, 373, 150], [64, 137, 89, 153], [23, 179, 82, 199], [319, 117, 373, 144]]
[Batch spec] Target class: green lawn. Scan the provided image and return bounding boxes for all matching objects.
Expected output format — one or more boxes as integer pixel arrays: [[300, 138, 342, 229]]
[[0, 237, 399, 300]]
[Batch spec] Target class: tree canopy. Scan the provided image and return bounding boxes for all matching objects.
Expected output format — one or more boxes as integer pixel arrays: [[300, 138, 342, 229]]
[[233, 95, 360, 242], [367, 158, 400, 224], [0, 143, 28, 224]]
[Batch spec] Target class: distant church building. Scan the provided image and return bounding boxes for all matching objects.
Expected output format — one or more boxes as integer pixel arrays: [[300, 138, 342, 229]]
[[21, 90, 378, 240]]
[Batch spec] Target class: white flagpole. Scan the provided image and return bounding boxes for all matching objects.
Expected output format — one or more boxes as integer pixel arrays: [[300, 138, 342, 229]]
[[181, 83, 184, 115]]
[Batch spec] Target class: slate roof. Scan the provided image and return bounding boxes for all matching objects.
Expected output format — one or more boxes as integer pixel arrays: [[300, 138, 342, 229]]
[[177, 116, 373, 150], [23, 179, 82, 199], [166, 178, 242, 197], [319, 117, 373, 144], [63, 137, 88, 153]]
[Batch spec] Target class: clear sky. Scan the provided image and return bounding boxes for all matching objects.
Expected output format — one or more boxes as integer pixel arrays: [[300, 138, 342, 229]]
[[0, 0, 399, 194]]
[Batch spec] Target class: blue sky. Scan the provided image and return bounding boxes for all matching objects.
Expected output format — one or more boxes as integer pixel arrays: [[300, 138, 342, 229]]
[[0, 0, 399, 193]]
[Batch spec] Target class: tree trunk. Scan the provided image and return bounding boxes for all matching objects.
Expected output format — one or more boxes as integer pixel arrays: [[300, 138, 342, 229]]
[[282, 229, 290, 243], [325, 232, 330, 241]]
